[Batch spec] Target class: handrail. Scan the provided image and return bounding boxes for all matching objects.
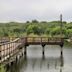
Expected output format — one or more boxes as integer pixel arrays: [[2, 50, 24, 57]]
[[0, 37, 64, 45], [0, 38, 20, 46], [0, 38, 22, 63]]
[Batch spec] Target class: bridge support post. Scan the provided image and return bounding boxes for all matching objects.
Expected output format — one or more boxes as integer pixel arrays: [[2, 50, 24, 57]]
[[24, 46, 27, 57], [0, 51, 1, 60], [0, 45, 1, 60], [60, 52, 64, 67], [60, 44, 64, 68], [42, 44, 45, 59], [60, 44, 63, 57], [15, 56, 18, 63]]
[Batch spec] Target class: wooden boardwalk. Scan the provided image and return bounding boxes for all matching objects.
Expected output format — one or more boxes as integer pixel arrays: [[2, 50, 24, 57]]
[[22, 37, 64, 45], [0, 37, 64, 65]]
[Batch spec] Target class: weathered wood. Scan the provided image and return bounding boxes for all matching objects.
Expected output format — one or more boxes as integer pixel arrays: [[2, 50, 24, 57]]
[[23, 37, 64, 45], [0, 38, 23, 64], [0, 37, 64, 65]]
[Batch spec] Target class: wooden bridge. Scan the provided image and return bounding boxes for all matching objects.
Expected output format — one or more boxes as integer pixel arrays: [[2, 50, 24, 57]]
[[0, 37, 64, 65], [22, 37, 64, 45]]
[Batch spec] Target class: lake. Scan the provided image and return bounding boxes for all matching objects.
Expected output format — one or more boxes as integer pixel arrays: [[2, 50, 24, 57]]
[[7, 45, 72, 72]]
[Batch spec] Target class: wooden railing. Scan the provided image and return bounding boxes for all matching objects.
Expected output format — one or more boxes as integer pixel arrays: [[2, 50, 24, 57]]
[[0, 37, 19, 43], [21, 37, 64, 44], [0, 38, 22, 63]]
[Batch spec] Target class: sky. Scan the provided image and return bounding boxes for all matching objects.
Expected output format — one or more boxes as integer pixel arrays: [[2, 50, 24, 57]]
[[0, 0, 72, 22]]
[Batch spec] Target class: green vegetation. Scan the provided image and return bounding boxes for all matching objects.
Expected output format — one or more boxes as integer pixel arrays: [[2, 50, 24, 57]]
[[0, 64, 6, 72], [0, 20, 72, 37]]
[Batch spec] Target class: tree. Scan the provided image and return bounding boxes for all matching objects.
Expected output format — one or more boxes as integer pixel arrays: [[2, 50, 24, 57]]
[[26, 21, 30, 23], [32, 20, 38, 23], [13, 28, 21, 33], [26, 24, 43, 35], [66, 29, 72, 37]]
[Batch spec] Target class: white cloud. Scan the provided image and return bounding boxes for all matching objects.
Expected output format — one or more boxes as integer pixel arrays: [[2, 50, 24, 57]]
[[0, 0, 72, 22]]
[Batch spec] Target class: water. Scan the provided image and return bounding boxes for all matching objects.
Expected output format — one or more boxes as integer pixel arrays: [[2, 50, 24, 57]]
[[7, 45, 72, 72]]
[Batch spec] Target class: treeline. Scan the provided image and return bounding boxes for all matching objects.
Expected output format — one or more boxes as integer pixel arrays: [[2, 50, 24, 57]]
[[0, 20, 72, 37]]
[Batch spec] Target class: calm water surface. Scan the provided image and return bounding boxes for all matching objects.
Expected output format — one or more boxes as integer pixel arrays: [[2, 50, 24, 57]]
[[7, 45, 72, 72]]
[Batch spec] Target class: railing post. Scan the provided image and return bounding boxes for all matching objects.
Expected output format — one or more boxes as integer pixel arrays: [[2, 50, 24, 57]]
[[3, 44, 6, 60], [8, 43, 10, 59], [41, 37, 42, 43], [9, 43, 11, 57], [11, 42, 13, 54], [25, 37, 27, 44], [48, 37, 49, 42]]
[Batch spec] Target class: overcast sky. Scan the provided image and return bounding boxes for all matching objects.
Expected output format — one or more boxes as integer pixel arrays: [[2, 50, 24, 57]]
[[0, 0, 72, 22]]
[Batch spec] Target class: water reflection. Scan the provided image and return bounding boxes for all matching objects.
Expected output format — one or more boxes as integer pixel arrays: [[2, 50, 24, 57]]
[[7, 57, 28, 72], [6, 45, 65, 72], [7, 54, 64, 72], [60, 55, 64, 72]]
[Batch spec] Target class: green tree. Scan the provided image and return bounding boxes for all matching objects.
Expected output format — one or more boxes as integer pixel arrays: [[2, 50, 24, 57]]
[[32, 20, 38, 23], [26, 24, 43, 35]]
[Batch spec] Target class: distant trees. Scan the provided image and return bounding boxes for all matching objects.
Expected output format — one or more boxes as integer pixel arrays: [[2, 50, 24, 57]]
[[2, 27, 9, 37], [26, 24, 43, 35], [0, 20, 72, 37], [66, 29, 72, 37], [26, 21, 30, 23], [32, 20, 39, 23], [13, 28, 21, 33], [45, 28, 51, 35]]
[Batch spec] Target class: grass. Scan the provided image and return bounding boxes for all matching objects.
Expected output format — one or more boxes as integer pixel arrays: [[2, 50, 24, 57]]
[[0, 64, 6, 72], [64, 41, 72, 47]]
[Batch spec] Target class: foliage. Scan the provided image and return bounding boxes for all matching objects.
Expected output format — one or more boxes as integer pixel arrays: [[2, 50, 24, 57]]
[[0, 21, 72, 38], [0, 64, 6, 72], [32, 20, 39, 23], [26, 24, 43, 35]]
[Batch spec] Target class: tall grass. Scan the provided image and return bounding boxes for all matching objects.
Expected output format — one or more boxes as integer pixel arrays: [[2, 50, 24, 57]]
[[0, 64, 6, 72]]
